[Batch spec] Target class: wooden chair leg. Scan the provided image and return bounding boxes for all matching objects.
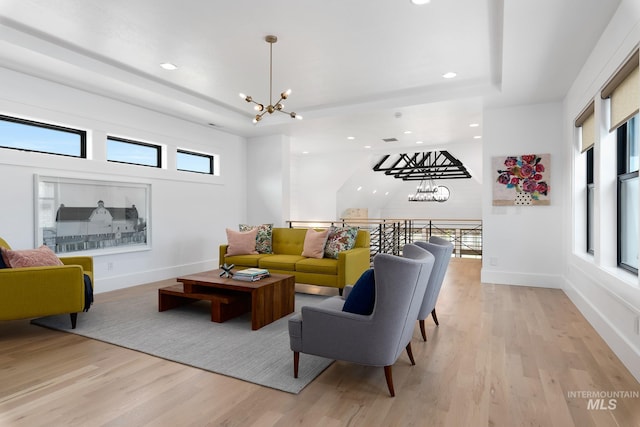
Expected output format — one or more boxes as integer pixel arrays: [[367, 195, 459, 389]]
[[383, 365, 395, 397], [419, 319, 427, 341], [431, 308, 439, 326], [70, 313, 78, 329], [406, 342, 416, 365], [293, 351, 299, 378]]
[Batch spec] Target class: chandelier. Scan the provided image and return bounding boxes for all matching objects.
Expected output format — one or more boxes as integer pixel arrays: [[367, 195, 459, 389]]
[[239, 35, 302, 124], [408, 176, 450, 202]]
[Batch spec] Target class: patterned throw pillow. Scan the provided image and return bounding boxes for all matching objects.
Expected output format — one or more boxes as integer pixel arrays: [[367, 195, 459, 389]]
[[239, 223, 273, 254], [323, 226, 359, 259]]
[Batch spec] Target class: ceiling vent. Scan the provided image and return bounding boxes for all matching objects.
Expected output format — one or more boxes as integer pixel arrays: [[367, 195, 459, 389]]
[[382, 138, 398, 143]]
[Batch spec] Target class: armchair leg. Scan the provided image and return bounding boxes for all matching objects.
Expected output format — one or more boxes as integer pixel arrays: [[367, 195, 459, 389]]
[[293, 351, 299, 378], [70, 313, 78, 329], [383, 366, 395, 397], [405, 343, 416, 365], [419, 319, 427, 341], [338, 288, 343, 296], [431, 308, 439, 326]]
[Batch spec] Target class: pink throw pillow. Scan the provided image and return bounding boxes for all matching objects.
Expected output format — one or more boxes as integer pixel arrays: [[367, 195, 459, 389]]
[[301, 228, 330, 259], [226, 228, 259, 256], [4, 245, 63, 268]]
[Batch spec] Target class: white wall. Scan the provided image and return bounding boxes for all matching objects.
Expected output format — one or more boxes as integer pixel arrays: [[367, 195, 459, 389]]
[[481, 102, 565, 288], [246, 134, 290, 227], [290, 151, 363, 221], [562, 0, 640, 381], [291, 141, 484, 222], [0, 67, 247, 292], [381, 177, 482, 219]]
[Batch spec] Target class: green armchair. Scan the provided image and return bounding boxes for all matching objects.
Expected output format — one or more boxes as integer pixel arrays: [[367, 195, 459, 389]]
[[0, 237, 93, 328]]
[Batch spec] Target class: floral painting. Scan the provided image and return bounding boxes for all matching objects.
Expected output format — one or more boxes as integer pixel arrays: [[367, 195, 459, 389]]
[[492, 153, 550, 206]]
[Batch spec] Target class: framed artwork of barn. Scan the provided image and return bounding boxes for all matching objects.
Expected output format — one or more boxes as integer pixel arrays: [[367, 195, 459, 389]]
[[34, 175, 151, 254]]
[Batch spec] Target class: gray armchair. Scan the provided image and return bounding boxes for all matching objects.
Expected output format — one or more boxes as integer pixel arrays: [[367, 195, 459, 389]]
[[414, 236, 454, 341], [288, 244, 435, 396]]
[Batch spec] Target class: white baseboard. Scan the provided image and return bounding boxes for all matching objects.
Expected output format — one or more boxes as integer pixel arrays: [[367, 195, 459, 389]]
[[481, 267, 640, 382], [480, 268, 563, 288], [563, 276, 640, 383], [94, 260, 218, 293]]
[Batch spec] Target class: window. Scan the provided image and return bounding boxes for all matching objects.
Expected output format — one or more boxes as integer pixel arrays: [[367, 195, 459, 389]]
[[586, 147, 595, 254], [576, 100, 596, 254], [107, 136, 161, 168], [177, 149, 214, 174], [0, 114, 86, 158], [617, 116, 639, 274]]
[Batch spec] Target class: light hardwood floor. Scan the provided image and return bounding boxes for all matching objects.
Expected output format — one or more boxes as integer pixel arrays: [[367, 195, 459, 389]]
[[1, 259, 639, 426]]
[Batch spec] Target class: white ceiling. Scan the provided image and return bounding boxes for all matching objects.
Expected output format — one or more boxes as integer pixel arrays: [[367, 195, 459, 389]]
[[0, 0, 620, 155]]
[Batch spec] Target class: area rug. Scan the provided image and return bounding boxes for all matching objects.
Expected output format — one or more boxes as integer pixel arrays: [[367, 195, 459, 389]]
[[31, 291, 333, 394]]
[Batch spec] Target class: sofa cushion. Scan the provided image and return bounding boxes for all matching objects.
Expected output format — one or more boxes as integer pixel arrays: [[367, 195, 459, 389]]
[[239, 223, 273, 254], [259, 254, 306, 271], [226, 228, 259, 256], [301, 228, 330, 258], [223, 253, 270, 268], [324, 226, 359, 259], [3, 245, 63, 268], [295, 257, 338, 275], [342, 268, 375, 315], [271, 228, 307, 255]]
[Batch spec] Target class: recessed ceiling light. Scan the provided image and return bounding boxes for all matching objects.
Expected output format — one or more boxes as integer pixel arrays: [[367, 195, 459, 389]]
[[372, 190, 377, 194], [410, 0, 431, 4], [347, 136, 355, 140], [385, 192, 389, 196], [474, 135, 482, 139], [364, 145, 372, 149], [404, 130, 412, 134], [416, 140, 424, 144], [442, 72, 457, 79], [356, 186, 362, 191], [160, 62, 178, 70], [302, 151, 309, 154], [469, 123, 479, 127]]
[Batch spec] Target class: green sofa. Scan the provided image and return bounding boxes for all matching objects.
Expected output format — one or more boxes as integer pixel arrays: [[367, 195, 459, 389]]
[[219, 227, 370, 292], [0, 237, 93, 328]]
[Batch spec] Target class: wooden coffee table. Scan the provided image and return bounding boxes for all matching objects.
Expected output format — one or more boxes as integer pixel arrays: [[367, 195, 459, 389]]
[[158, 269, 295, 330]]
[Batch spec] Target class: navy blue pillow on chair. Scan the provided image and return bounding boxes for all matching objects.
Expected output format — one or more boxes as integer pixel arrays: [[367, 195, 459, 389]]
[[0, 249, 8, 269], [342, 268, 375, 315]]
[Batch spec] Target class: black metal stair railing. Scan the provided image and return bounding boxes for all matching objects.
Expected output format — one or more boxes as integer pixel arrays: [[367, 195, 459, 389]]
[[287, 218, 482, 263]]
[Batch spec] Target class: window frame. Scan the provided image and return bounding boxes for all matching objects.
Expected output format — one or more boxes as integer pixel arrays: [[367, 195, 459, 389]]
[[106, 136, 162, 168], [586, 147, 595, 254], [176, 149, 214, 175], [616, 117, 639, 274], [0, 114, 87, 158]]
